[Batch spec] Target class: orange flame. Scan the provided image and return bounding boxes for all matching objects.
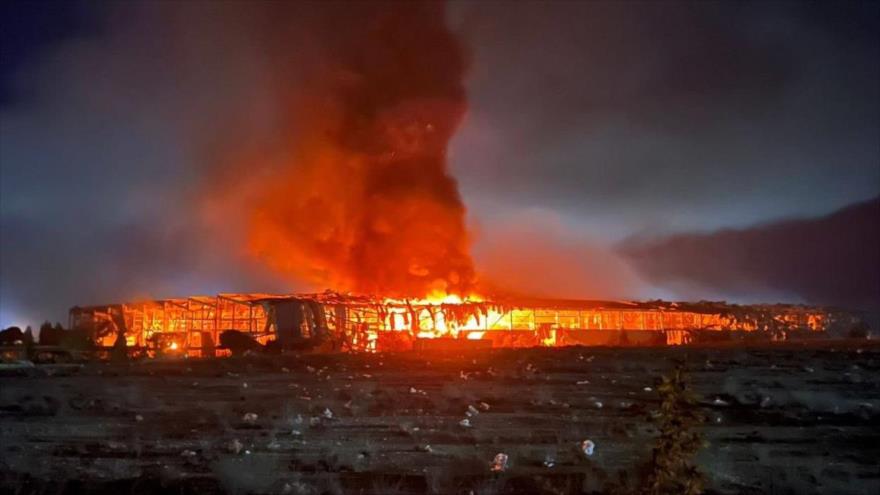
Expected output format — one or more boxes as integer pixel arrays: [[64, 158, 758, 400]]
[[238, 4, 475, 298]]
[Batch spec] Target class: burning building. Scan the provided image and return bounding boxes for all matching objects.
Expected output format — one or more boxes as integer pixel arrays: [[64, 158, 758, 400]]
[[68, 292, 852, 356], [53, 5, 867, 358]]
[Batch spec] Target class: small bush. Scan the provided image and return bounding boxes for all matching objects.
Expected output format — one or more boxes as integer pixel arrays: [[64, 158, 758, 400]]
[[641, 364, 706, 495]]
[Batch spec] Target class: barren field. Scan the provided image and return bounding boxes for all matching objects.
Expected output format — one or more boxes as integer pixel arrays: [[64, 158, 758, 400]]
[[1, 343, 878, 494]]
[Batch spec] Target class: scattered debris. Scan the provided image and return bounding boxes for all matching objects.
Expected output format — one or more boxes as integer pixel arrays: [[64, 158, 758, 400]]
[[713, 397, 730, 407], [228, 438, 244, 454], [467, 405, 480, 417], [135, 414, 144, 422], [580, 439, 596, 457], [242, 412, 258, 424], [577, 380, 590, 385], [644, 386, 653, 392], [459, 418, 472, 428], [478, 401, 491, 411], [106, 441, 125, 450], [322, 407, 334, 419], [543, 454, 556, 468], [180, 449, 197, 458], [490, 453, 509, 472]]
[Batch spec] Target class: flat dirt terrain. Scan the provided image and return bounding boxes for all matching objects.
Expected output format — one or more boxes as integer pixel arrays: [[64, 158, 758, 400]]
[[1, 342, 878, 494]]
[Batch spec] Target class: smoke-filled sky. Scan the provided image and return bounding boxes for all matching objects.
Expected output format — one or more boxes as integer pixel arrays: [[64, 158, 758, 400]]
[[1, 0, 878, 327]]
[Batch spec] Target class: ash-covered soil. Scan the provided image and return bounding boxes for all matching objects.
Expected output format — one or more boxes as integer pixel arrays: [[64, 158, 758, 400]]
[[1, 343, 878, 495]]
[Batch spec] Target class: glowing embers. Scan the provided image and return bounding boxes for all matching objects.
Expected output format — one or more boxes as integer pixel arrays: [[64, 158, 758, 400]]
[[378, 296, 508, 339]]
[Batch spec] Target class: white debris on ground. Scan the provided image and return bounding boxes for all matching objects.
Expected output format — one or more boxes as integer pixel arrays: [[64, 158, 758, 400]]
[[467, 405, 480, 417], [580, 439, 596, 457], [459, 418, 471, 428], [479, 402, 491, 411], [242, 412, 258, 424], [322, 408, 334, 419], [490, 453, 509, 472], [228, 438, 244, 454]]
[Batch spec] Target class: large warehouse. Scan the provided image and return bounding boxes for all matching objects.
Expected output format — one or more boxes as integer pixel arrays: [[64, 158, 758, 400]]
[[67, 292, 854, 356]]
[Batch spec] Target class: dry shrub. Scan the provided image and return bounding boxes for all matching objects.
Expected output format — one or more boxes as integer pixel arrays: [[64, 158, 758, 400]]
[[641, 364, 706, 495]]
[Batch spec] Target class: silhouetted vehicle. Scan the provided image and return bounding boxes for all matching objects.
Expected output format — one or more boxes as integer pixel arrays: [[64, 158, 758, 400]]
[[219, 330, 262, 356]]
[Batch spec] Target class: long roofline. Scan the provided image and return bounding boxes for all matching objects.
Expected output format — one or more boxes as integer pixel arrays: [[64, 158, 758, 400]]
[[69, 291, 842, 315]]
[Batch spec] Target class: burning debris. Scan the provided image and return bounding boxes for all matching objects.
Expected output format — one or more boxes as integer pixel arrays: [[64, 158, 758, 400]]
[[67, 292, 856, 356]]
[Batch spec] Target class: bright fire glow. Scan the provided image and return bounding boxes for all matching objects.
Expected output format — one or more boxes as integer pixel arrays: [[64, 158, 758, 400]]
[[378, 292, 504, 340]]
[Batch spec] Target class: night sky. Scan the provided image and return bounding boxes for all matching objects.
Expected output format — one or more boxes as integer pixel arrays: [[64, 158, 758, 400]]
[[1, 0, 878, 327]]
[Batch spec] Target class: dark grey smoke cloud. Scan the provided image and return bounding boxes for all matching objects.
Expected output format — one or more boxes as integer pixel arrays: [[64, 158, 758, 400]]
[[448, 1, 879, 234], [620, 197, 880, 310], [1, 1, 878, 326], [1, 2, 301, 325]]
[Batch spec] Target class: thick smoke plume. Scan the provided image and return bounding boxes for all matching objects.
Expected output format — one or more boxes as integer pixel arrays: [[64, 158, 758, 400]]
[[620, 197, 880, 309], [208, 2, 475, 298]]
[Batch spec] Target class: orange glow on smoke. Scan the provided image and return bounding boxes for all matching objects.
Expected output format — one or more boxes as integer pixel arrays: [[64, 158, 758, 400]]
[[219, 4, 476, 300]]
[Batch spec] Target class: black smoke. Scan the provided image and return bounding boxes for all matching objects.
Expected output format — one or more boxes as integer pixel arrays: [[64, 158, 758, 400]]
[[621, 197, 880, 309]]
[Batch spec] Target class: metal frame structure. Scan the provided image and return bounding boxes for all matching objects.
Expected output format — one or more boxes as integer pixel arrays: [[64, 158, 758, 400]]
[[69, 293, 845, 355]]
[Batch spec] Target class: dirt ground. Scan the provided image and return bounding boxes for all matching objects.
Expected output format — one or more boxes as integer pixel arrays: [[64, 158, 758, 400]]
[[1, 342, 878, 494]]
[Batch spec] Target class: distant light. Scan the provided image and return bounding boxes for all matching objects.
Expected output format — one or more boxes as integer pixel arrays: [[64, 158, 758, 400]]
[[169, 342, 179, 350]]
